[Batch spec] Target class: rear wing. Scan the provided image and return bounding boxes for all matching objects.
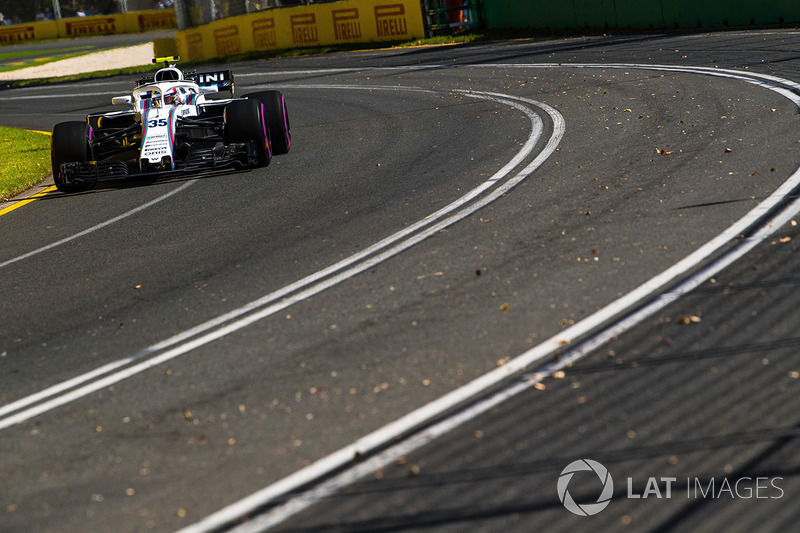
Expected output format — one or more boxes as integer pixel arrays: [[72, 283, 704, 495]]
[[185, 70, 235, 96]]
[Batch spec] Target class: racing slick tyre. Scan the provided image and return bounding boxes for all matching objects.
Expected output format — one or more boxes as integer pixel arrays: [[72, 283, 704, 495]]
[[243, 91, 291, 155], [51, 121, 93, 193], [224, 98, 271, 168]]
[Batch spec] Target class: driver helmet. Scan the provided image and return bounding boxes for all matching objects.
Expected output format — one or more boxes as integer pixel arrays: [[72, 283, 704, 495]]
[[164, 87, 182, 106]]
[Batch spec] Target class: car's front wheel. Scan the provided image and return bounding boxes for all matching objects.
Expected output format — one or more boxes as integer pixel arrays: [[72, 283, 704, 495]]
[[224, 98, 271, 167], [243, 90, 291, 155], [51, 121, 92, 193]]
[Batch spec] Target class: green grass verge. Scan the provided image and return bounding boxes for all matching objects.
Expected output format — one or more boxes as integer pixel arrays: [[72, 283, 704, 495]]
[[0, 46, 96, 73], [0, 127, 51, 202], [0, 45, 93, 62]]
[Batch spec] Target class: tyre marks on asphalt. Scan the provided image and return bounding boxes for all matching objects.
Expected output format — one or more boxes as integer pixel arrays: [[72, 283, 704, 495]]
[[176, 65, 800, 532]]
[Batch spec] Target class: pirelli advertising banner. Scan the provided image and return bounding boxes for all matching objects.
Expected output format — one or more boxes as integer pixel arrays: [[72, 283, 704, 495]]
[[56, 15, 126, 38], [125, 10, 178, 33], [0, 10, 176, 46], [176, 0, 425, 61], [55, 11, 176, 38], [0, 22, 58, 45]]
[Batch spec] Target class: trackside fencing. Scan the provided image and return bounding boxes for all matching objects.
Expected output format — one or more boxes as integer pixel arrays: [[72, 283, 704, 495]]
[[480, 0, 800, 30], [422, 0, 483, 35]]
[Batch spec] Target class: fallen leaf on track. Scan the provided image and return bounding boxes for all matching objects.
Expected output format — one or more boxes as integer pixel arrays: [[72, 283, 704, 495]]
[[676, 314, 701, 325]]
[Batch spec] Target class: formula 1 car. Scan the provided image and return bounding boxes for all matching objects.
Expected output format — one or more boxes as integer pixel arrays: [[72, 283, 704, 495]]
[[50, 56, 291, 192]]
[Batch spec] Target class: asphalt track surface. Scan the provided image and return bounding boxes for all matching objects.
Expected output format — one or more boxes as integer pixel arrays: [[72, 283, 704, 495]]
[[2, 29, 800, 533]]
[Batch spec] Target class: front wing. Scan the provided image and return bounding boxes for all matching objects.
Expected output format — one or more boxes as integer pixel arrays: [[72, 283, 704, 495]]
[[58, 143, 260, 186], [60, 107, 260, 186]]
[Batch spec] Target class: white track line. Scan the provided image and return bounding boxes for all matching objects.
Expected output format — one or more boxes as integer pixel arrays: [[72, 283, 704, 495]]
[[227, 187, 800, 533], [174, 96, 565, 533], [476, 62, 800, 108], [0, 89, 548, 430], [239, 62, 800, 109], [0, 180, 195, 269], [176, 64, 800, 532]]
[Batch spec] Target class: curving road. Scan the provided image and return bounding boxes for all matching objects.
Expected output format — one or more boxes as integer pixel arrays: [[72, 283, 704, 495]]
[[2, 30, 800, 532]]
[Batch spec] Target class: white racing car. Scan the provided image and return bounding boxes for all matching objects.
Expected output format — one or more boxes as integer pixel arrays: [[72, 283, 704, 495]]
[[50, 56, 291, 192]]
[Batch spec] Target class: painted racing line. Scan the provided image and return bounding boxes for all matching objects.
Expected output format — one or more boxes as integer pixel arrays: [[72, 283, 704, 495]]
[[0, 181, 196, 269], [1, 63, 799, 531], [0, 185, 57, 218]]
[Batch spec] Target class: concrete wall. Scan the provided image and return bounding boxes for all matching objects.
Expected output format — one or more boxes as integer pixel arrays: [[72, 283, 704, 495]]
[[483, 0, 800, 30]]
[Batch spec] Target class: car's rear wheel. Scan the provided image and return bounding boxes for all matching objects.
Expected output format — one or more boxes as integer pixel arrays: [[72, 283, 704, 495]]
[[244, 90, 291, 155], [51, 121, 92, 193], [224, 98, 271, 167]]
